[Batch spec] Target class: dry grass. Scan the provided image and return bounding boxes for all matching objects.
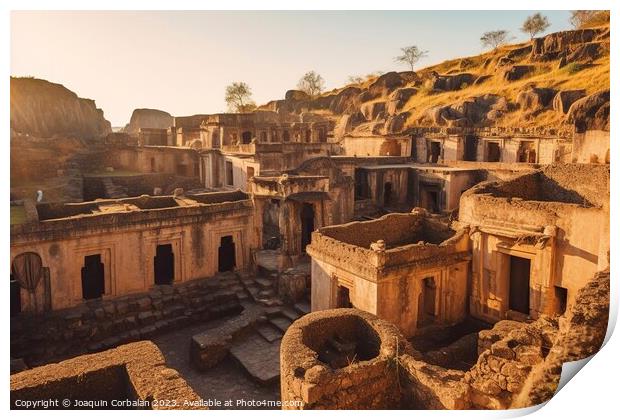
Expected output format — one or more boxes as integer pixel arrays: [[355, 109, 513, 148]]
[[313, 24, 609, 130], [403, 47, 609, 128]]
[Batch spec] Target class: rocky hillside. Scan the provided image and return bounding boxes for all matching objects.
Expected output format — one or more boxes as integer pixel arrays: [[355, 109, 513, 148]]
[[260, 24, 610, 138], [10, 77, 111, 140], [122, 108, 173, 135]]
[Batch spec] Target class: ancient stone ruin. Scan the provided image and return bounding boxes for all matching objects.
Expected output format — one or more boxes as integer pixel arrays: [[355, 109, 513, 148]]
[[9, 12, 610, 411]]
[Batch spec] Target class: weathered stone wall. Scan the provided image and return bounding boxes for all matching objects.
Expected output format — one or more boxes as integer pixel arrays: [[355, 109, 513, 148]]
[[11, 273, 243, 367], [11, 341, 204, 410], [10, 193, 256, 312], [107, 146, 200, 178], [284, 268, 609, 410], [341, 135, 412, 157], [458, 164, 609, 323], [280, 309, 410, 409]]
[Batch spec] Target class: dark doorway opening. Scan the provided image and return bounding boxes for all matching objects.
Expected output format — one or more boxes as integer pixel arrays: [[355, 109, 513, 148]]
[[336, 285, 353, 308], [517, 141, 536, 163], [554, 286, 568, 315], [241, 131, 253, 144], [487, 142, 501, 162], [81, 254, 105, 300], [464, 135, 478, 161], [417, 277, 436, 327], [429, 142, 441, 163], [305, 130, 312, 143], [10, 273, 21, 316], [225, 161, 234, 186], [300, 203, 315, 253], [420, 184, 440, 213], [154, 244, 174, 285], [283, 130, 290, 142], [218, 236, 236, 272], [354, 169, 369, 200], [262, 199, 281, 249], [509, 256, 531, 314], [383, 182, 393, 206], [150, 158, 156, 172]]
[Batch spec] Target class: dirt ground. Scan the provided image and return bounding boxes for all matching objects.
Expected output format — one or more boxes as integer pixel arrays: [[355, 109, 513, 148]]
[[151, 316, 280, 410]]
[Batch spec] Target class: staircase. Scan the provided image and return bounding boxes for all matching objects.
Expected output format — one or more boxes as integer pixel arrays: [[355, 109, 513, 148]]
[[239, 266, 282, 307], [229, 304, 309, 385]]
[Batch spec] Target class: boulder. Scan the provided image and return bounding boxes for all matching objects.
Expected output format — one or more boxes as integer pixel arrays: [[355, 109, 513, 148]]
[[502, 65, 534, 81], [567, 90, 610, 132], [552, 90, 586, 114], [329, 86, 362, 114], [360, 101, 386, 121], [429, 73, 475, 91], [285, 90, 311, 102], [565, 41, 605, 63], [516, 87, 557, 113], [530, 28, 604, 61], [384, 112, 410, 134], [386, 87, 417, 115], [365, 71, 405, 100]]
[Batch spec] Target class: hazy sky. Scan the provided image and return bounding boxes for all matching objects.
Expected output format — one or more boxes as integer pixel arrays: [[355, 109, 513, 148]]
[[11, 10, 573, 126]]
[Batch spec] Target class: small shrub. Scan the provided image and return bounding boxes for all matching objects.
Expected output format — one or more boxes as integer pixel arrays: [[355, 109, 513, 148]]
[[565, 62, 585, 75]]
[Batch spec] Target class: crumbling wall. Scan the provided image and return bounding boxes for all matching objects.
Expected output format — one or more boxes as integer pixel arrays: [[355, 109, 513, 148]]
[[11, 274, 243, 367], [512, 269, 610, 408], [280, 309, 410, 409], [288, 269, 609, 410], [11, 341, 204, 410]]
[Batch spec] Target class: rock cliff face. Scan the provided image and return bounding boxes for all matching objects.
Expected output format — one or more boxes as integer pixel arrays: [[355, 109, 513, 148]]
[[10, 77, 111, 140], [123, 108, 173, 135]]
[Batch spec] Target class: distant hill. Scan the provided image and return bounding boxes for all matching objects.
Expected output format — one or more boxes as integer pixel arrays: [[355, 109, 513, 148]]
[[10, 77, 111, 140], [260, 24, 610, 137], [122, 108, 173, 135]]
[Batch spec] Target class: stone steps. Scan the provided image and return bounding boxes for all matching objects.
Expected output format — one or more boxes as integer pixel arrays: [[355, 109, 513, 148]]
[[230, 332, 281, 385], [294, 301, 310, 315], [269, 316, 292, 333], [256, 323, 283, 343]]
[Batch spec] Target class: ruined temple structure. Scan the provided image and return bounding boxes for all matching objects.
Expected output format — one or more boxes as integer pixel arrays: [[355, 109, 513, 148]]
[[307, 209, 470, 336], [9, 20, 611, 410]]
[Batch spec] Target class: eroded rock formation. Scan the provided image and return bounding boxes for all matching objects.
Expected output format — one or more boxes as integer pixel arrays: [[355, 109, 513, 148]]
[[123, 108, 174, 135], [10, 77, 111, 140]]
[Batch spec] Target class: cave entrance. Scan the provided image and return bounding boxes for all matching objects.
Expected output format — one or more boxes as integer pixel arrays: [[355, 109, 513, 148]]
[[81, 254, 105, 300], [486, 142, 501, 162], [218, 235, 236, 272], [154, 244, 174, 285], [464, 135, 478, 161], [300, 203, 315, 253], [509, 256, 531, 315]]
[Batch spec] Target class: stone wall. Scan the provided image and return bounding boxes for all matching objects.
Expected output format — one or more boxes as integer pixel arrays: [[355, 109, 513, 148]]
[[11, 273, 243, 367], [284, 269, 609, 410], [11, 341, 204, 410], [280, 309, 409, 409], [571, 130, 609, 164]]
